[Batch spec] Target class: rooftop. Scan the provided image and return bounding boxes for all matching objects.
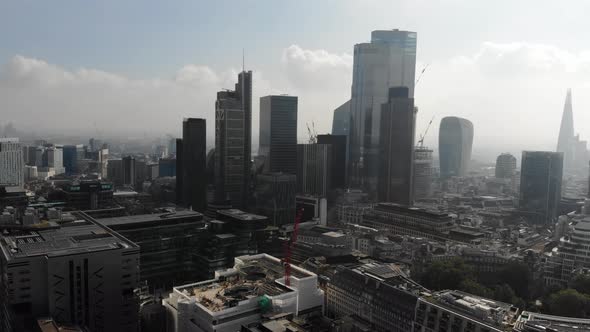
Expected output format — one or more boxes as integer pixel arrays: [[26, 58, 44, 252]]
[[217, 209, 268, 221], [0, 215, 137, 260], [97, 210, 203, 227]]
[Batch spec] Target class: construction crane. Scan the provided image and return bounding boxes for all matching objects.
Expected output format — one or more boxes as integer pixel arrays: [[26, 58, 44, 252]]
[[283, 208, 304, 286], [306, 121, 317, 144], [417, 115, 435, 147], [415, 64, 429, 87]]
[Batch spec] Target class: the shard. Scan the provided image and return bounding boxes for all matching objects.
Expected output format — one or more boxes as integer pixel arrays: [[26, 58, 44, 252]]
[[556, 89, 574, 170]]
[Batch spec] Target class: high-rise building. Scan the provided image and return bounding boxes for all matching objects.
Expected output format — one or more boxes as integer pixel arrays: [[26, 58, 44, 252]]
[[107, 159, 124, 186], [0, 213, 139, 332], [297, 144, 332, 197], [23, 146, 37, 167], [519, 151, 563, 224], [377, 87, 416, 205], [214, 71, 252, 209], [175, 138, 183, 205], [62, 145, 79, 175], [179, 118, 207, 212], [439, 116, 474, 178], [348, 30, 417, 194], [495, 153, 517, 179], [317, 134, 347, 189], [0, 138, 24, 188], [557, 89, 575, 171], [259, 95, 298, 174], [46, 146, 65, 175], [331, 100, 350, 137], [413, 146, 433, 199], [255, 172, 296, 226], [158, 157, 176, 177], [122, 156, 136, 187]]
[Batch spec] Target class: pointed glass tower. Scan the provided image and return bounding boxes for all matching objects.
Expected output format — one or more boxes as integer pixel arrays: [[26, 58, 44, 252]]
[[557, 89, 574, 170]]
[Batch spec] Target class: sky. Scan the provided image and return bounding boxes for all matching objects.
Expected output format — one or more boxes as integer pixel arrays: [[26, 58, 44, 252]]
[[1, 0, 590, 160]]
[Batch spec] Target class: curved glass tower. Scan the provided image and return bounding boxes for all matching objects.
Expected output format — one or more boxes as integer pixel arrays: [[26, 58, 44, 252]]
[[438, 116, 474, 178]]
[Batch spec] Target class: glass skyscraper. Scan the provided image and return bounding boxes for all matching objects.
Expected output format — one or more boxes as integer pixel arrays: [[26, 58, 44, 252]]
[[438, 116, 474, 178], [259, 95, 298, 175], [348, 30, 417, 195]]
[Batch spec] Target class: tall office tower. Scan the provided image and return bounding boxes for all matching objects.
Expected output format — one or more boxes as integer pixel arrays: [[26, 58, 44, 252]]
[[107, 159, 124, 186], [168, 137, 177, 155], [557, 89, 575, 171], [495, 153, 517, 179], [255, 173, 296, 226], [297, 144, 332, 197], [439, 116, 474, 178], [175, 138, 184, 205], [180, 118, 207, 212], [62, 145, 78, 175], [0, 138, 24, 187], [317, 134, 347, 188], [46, 146, 65, 175], [377, 87, 416, 205], [214, 71, 252, 209], [413, 146, 433, 199], [348, 29, 417, 194], [332, 100, 350, 136], [23, 146, 37, 166], [134, 160, 147, 190], [259, 95, 298, 174], [0, 214, 139, 332], [158, 157, 176, 177], [122, 156, 136, 187], [520, 151, 563, 225]]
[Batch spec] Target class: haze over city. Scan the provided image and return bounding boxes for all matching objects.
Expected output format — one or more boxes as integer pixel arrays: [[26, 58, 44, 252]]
[[2, 0, 590, 161]]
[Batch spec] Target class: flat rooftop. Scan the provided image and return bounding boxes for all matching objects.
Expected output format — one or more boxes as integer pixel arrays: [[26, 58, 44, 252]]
[[217, 209, 268, 221], [0, 218, 137, 260], [176, 254, 313, 312], [97, 210, 203, 227]]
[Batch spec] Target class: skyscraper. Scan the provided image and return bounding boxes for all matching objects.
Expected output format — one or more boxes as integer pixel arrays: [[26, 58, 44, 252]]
[[255, 172, 296, 226], [495, 153, 517, 179], [62, 145, 79, 175], [317, 134, 347, 189], [377, 87, 416, 205], [122, 156, 136, 187], [259, 95, 298, 174], [0, 138, 24, 187], [348, 29, 417, 194], [413, 146, 433, 199], [175, 138, 184, 204], [439, 116, 474, 178], [214, 71, 252, 209], [557, 89, 575, 171], [296, 144, 332, 197], [179, 118, 207, 212], [331, 100, 350, 136], [520, 151, 563, 225]]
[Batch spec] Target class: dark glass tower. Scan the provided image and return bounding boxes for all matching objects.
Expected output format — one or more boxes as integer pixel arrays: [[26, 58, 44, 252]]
[[175, 138, 183, 205], [255, 172, 296, 226], [520, 151, 563, 225], [317, 134, 347, 189], [179, 118, 207, 212], [214, 71, 252, 209], [296, 143, 332, 197], [377, 87, 416, 205], [62, 145, 78, 175], [259, 95, 298, 174], [439, 116, 474, 178]]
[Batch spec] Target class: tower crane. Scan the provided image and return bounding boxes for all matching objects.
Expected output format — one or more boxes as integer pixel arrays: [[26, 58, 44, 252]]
[[306, 121, 317, 144], [417, 115, 435, 147]]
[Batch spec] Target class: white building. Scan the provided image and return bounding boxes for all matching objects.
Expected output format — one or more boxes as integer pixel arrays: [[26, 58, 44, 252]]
[[163, 254, 324, 332], [0, 138, 24, 187]]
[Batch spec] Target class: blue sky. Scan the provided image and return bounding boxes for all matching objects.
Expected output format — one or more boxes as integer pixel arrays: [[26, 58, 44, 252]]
[[2, 0, 590, 159]]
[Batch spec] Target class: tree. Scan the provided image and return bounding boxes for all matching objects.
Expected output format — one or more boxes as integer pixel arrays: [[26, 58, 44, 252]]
[[496, 262, 532, 299], [459, 279, 492, 298], [546, 289, 590, 318], [572, 274, 590, 295], [420, 258, 474, 291]]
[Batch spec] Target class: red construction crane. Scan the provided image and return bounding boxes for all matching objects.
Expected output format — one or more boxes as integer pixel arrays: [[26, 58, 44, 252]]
[[284, 209, 304, 286]]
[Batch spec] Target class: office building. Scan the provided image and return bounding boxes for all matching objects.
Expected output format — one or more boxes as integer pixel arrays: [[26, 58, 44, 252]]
[[413, 146, 433, 199], [348, 30, 417, 193], [557, 89, 575, 171], [332, 100, 350, 137], [0, 213, 139, 332], [158, 157, 176, 178], [23, 146, 37, 167], [259, 95, 298, 174], [134, 159, 147, 190], [62, 145, 81, 175], [377, 87, 416, 205], [327, 263, 424, 332], [495, 153, 517, 179], [214, 72, 252, 209], [414, 290, 519, 332], [317, 134, 347, 189], [519, 151, 563, 224], [175, 138, 184, 205], [297, 144, 331, 197], [57, 180, 115, 211], [296, 195, 327, 225], [107, 159, 123, 186], [439, 116, 474, 178], [255, 173, 296, 226], [46, 146, 65, 175], [0, 138, 24, 188], [179, 118, 207, 212], [163, 254, 324, 332], [96, 210, 207, 290], [122, 156, 136, 188]]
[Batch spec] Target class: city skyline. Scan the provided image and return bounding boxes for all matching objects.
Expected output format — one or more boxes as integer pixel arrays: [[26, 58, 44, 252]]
[[1, 1, 590, 159]]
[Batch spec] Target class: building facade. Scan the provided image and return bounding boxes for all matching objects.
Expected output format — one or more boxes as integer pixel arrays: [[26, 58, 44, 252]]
[[259, 95, 298, 174], [255, 173, 296, 226], [331, 100, 350, 137], [377, 87, 416, 205], [495, 153, 517, 179], [297, 144, 332, 197], [179, 118, 207, 212], [0, 139, 24, 188], [348, 30, 417, 194], [519, 151, 563, 225], [413, 147, 433, 199], [439, 117, 474, 178], [317, 134, 347, 189]]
